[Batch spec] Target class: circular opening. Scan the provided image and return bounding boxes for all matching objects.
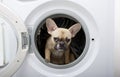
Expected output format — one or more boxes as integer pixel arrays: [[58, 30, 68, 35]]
[[34, 14, 86, 66]]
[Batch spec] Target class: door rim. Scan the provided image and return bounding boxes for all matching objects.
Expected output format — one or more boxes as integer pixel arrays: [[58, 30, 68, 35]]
[[0, 3, 29, 77]]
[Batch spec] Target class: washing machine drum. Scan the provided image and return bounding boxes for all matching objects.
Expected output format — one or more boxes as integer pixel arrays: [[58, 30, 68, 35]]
[[0, 3, 29, 77]]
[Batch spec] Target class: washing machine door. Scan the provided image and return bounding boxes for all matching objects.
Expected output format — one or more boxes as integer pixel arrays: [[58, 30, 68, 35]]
[[0, 3, 29, 77]]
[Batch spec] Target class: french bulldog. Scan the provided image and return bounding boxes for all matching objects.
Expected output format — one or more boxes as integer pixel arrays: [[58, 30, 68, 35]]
[[45, 18, 81, 64]]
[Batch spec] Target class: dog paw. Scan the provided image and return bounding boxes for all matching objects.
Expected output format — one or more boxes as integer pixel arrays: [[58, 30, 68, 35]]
[[45, 59, 50, 63]]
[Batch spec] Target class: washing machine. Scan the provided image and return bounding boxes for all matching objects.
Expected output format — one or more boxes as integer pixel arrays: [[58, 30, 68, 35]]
[[0, 0, 115, 77]]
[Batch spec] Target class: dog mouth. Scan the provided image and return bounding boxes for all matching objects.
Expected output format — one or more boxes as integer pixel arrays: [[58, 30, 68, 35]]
[[54, 47, 66, 52], [54, 44, 67, 52], [56, 48, 65, 52]]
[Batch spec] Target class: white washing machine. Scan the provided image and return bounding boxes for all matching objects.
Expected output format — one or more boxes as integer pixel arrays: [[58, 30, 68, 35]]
[[0, 0, 115, 77]]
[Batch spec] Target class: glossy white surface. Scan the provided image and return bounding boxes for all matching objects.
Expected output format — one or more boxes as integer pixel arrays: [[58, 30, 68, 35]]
[[115, 0, 120, 77], [0, 17, 18, 67], [0, 23, 4, 66]]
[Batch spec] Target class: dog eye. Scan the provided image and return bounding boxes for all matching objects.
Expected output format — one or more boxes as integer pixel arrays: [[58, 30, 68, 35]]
[[66, 38, 70, 42], [54, 37, 59, 42]]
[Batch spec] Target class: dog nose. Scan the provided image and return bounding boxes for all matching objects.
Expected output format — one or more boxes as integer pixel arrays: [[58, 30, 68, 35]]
[[59, 41, 66, 48], [60, 41, 65, 45]]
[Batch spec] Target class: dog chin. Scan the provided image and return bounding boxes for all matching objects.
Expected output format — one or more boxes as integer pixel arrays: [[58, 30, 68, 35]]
[[53, 50, 64, 57], [57, 49, 65, 52]]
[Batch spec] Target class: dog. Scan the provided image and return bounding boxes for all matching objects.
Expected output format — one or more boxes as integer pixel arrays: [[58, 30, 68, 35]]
[[45, 18, 81, 65]]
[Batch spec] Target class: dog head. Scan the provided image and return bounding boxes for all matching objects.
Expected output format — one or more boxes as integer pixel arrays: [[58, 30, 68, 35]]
[[46, 18, 81, 52]]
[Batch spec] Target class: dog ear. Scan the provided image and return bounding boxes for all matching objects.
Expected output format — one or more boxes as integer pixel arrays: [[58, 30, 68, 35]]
[[69, 23, 81, 37], [46, 18, 58, 34]]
